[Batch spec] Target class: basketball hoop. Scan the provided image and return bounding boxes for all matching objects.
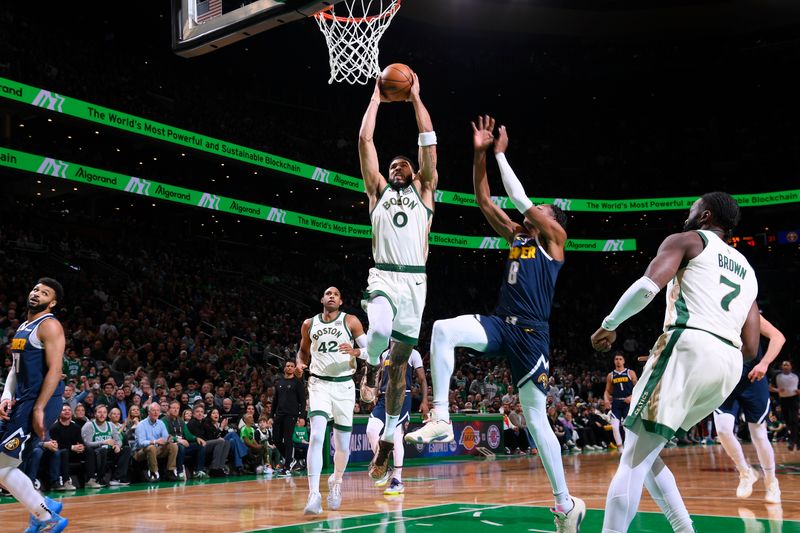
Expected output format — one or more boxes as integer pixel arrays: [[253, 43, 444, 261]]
[[315, 0, 402, 85]]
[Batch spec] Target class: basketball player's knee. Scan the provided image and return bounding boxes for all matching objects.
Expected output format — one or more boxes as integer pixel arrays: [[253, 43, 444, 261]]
[[748, 422, 768, 442], [369, 322, 392, 344], [432, 320, 452, 346]]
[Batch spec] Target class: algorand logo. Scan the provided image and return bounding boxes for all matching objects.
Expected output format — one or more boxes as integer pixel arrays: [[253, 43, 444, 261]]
[[434, 190, 444, 203], [37, 158, 68, 178], [553, 198, 572, 210], [32, 90, 65, 112], [267, 207, 287, 223], [312, 167, 330, 183], [480, 237, 502, 249], [198, 193, 220, 210], [124, 177, 152, 196], [603, 239, 626, 252]]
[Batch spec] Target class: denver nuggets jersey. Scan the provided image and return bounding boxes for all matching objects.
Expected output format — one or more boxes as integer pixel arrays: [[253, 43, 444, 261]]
[[611, 369, 634, 400], [378, 349, 423, 394], [309, 312, 355, 378], [495, 234, 563, 324], [663, 230, 758, 348], [10, 313, 64, 402], [371, 184, 432, 267]]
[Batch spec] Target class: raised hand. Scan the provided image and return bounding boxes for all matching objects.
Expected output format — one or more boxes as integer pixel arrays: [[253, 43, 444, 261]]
[[591, 327, 616, 352], [471, 115, 496, 152], [372, 77, 391, 103], [407, 72, 420, 102], [494, 125, 509, 154]]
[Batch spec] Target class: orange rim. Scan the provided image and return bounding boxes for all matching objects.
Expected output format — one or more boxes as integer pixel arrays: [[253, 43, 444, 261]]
[[315, 0, 401, 23]]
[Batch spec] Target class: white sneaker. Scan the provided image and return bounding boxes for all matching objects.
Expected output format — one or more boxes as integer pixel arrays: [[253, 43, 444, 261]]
[[304, 491, 323, 515], [327, 474, 343, 511], [736, 467, 760, 498], [764, 478, 781, 504], [404, 413, 454, 444], [551, 497, 586, 533], [85, 478, 103, 489]]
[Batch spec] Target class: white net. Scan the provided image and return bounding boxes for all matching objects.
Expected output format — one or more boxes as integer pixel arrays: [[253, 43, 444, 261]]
[[315, 0, 401, 85]]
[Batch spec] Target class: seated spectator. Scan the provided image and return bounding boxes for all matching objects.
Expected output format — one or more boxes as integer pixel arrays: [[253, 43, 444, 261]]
[[587, 404, 613, 449], [162, 400, 208, 479], [240, 413, 269, 471], [96, 381, 116, 408], [124, 405, 142, 446], [502, 404, 521, 454], [547, 406, 567, 449], [558, 412, 581, 452], [508, 402, 534, 453], [237, 404, 257, 430], [291, 417, 309, 471], [134, 403, 179, 482], [258, 417, 281, 472], [768, 412, 787, 443], [187, 405, 230, 477], [49, 404, 83, 489], [81, 404, 131, 487]]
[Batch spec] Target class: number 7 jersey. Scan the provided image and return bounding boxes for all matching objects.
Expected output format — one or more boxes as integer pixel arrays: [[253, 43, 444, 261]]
[[309, 312, 356, 378], [663, 230, 758, 348]]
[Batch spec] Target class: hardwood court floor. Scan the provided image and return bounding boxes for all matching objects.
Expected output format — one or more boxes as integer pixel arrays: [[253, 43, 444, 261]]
[[1, 444, 798, 532]]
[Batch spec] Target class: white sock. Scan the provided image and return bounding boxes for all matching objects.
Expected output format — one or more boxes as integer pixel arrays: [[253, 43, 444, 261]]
[[366, 417, 384, 453], [382, 415, 400, 443], [307, 415, 327, 493], [602, 423, 667, 533], [748, 422, 776, 485], [0, 461, 51, 520], [644, 457, 693, 533], [611, 417, 623, 447], [430, 316, 489, 423], [394, 427, 405, 481], [518, 381, 571, 511], [714, 412, 750, 474], [333, 428, 351, 483], [366, 297, 393, 366]]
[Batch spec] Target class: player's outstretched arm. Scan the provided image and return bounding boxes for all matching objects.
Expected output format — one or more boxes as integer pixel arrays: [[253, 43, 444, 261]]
[[472, 116, 520, 242], [493, 125, 567, 256], [591, 232, 702, 351], [359, 81, 389, 204], [748, 316, 785, 381], [409, 74, 438, 192], [34, 318, 65, 438], [296, 319, 312, 378]]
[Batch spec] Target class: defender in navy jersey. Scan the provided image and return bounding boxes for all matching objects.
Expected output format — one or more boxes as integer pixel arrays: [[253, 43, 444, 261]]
[[405, 116, 585, 532], [713, 315, 784, 503], [0, 278, 68, 531], [604, 352, 638, 450], [367, 348, 427, 495]]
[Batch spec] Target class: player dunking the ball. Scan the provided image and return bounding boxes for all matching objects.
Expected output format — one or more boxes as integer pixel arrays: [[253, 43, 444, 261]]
[[405, 116, 585, 532], [713, 314, 784, 503], [0, 279, 69, 532], [604, 352, 637, 452], [591, 192, 761, 533], [296, 287, 367, 515], [357, 70, 437, 479]]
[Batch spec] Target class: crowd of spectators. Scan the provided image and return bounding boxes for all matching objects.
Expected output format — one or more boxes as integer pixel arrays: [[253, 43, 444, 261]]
[[0, 199, 796, 495]]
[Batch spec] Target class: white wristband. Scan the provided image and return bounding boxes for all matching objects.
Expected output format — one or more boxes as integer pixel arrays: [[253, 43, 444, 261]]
[[418, 131, 437, 147]]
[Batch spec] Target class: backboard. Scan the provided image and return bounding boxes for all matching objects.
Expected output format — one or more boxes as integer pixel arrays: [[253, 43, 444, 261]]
[[171, 0, 343, 58]]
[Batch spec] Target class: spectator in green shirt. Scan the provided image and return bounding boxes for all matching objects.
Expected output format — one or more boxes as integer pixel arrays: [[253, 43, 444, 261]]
[[291, 417, 309, 471], [240, 413, 269, 470]]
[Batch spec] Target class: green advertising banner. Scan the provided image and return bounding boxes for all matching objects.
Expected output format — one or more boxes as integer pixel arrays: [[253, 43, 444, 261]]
[[0, 147, 636, 252], [2, 77, 797, 212]]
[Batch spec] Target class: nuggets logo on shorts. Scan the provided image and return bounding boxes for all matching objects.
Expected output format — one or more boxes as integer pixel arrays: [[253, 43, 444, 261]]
[[538, 373, 549, 386], [4, 437, 20, 451], [459, 425, 480, 451]]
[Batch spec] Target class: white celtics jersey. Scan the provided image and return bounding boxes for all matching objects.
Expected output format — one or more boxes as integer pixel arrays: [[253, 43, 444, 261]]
[[371, 184, 433, 267], [663, 230, 758, 348], [309, 312, 356, 378]]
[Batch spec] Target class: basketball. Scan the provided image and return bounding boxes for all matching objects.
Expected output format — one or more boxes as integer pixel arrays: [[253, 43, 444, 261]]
[[379, 63, 415, 101]]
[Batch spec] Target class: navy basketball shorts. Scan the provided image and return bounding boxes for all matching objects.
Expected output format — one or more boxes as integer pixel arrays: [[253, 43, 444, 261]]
[[611, 399, 629, 421], [0, 394, 62, 461], [476, 315, 551, 395], [715, 373, 771, 424], [370, 392, 412, 429]]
